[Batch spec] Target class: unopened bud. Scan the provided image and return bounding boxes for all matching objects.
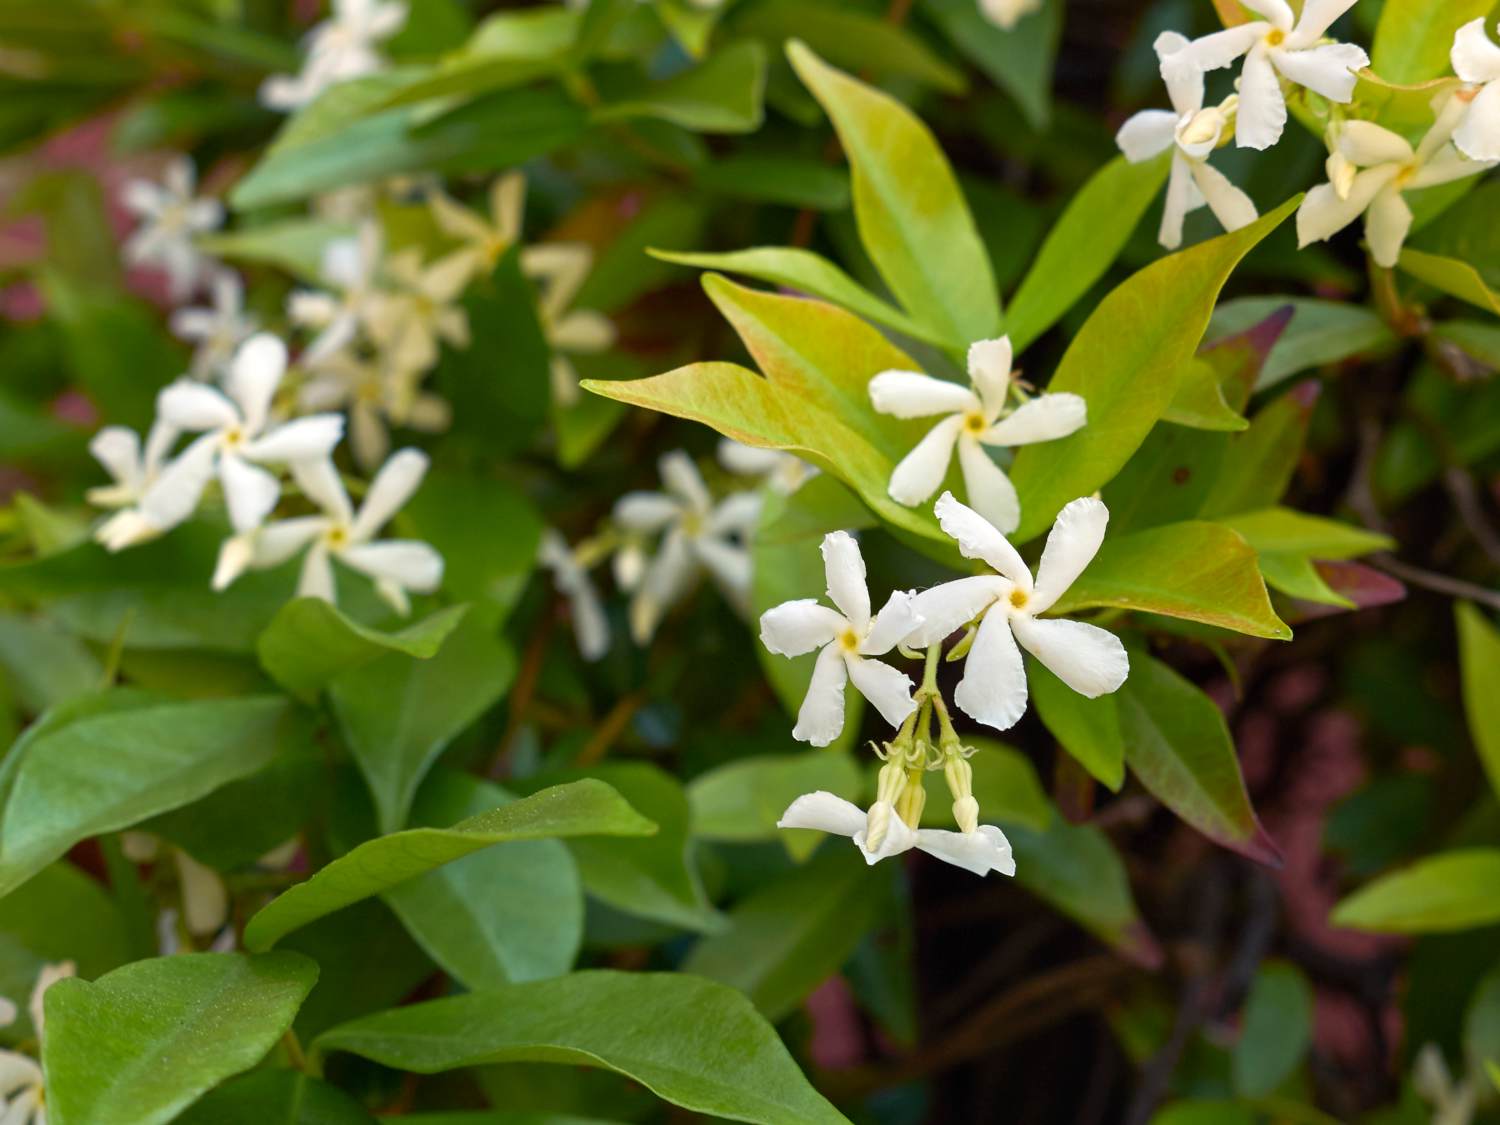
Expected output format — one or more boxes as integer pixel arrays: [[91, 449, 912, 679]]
[[1326, 151, 1356, 200], [1180, 108, 1223, 148], [953, 796, 979, 834], [864, 801, 891, 852], [875, 758, 906, 806], [895, 769, 926, 828]]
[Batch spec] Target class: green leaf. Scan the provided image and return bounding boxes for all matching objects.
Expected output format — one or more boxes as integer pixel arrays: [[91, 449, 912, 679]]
[[1208, 297, 1396, 392], [693, 155, 851, 211], [1055, 521, 1291, 640], [595, 41, 766, 133], [1197, 382, 1317, 519], [258, 600, 469, 703], [1008, 199, 1299, 542], [787, 40, 998, 346], [170, 1070, 376, 1125], [1432, 319, 1500, 370], [1456, 602, 1500, 802], [1006, 156, 1171, 353], [920, 0, 1061, 129], [1372, 0, 1494, 84], [1030, 662, 1125, 791], [0, 696, 294, 897], [1117, 651, 1281, 866], [1219, 508, 1393, 559], [1162, 357, 1250, 432], [1233, 960, 1313, 1098], [682, 848, 881, 1022], [689, 752, 864, 847], [197, 220, 352, 283], [383, 770, 584, 989], [43, 952, 318, 1125], [329, 615, 516, 833], [1399, 247, 1500, 317], [1465, 964, 1500, 1080], [316, 971, 850, 1125], [1331, 849, 1500, 933], [243, 779, 654, 952], [0, 614, 102, 714]]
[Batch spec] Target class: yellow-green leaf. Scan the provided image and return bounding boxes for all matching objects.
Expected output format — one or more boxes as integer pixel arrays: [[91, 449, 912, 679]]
[[1332, 849, 1500, 933]]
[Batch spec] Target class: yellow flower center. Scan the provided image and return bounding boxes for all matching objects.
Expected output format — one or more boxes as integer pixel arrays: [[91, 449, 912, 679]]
[[963, 411, 987, 436], [222, 426, 245, 449], [839, 628, 861, 652], [326, 524, 351, 549], [1266, 28, 1285, 46], [1009, 588, 1029, 609]]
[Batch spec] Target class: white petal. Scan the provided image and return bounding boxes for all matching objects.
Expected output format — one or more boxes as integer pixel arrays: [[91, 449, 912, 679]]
[[137, 434, 218, 530], [853, 803, 919, 864], [889, 415, 964, 507], [89, 427, 142, 488], [845, 653, 916, 728], [219, 454, 281, 534], [614, 492, 682, 533], [289, 457, 354, 525], [1028, 496, 1109, 614], [820, 530, 870, 632], [226, 334, 287, 434], [957, 438, 1021, 536], [707, 491, 763, 537], [1010, 616, 1129, 697], [176, 850, 228, 936], [287, 290, 339, 329], [157, 380, 239, 431], [1364, 185, 1413, 269], [1160, 154, 1195, 250], [659, 449, 711, 514], [252, 517, 326, 568], [568, 576, 611, 662], [1116, 109, 1179, 162], [1453, 18, 1500, 83], [906, 575, 1009, 647], [914, 824, 1016, 877], [1406, 144, 1494, 188], [792, 643, 849, 746], [1166, 23, 1265, 74], [760, 600, 847, 657], [1296, 167, 1394, 247], [1339, 121, 1415, 165], [212, 532, 254, 590], [1455, 80, 1500, 161], [352, 448, 428, 541], [338, 540, 444, 593], [982, 393, 1087, 447], [777, 790, 865, 837], [298, 542, 336, 602], [1273, 42, 1368, 102], [719, 438, 785, 477], [1290, 0, 1360, 44], [1236, 43, 1289, 149], [552, 310, 615, 354], [1239, 0, 1294, 29], [693, 535, 752, 613], [953, 607, 1028, 731], [1156, 34, 1207, 117], [243, 414, 344, 464], [629, 530, 697, 644], [1190, 161, 1259, 233], [933, 490, 1032, 590], [966, 337, 1013, 417], [868, 370, 978, 418], [861, 590, 922, 655]]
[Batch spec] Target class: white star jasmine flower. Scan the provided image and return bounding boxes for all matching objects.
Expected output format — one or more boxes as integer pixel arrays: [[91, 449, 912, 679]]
[[260, 0, 408, 112], [612, 451, 760, 644], [88, 419, 221, 553], [121, 156, 223, 301], [428, 172, 526, 286], [1297, 96, 1498, 267], [87, 419, 178, 512], [538, 530, 610, 662], [288, 223, 383, 366], [216, 449, 442, 615], [870, 336, 1086, 535], [777, 791, 1016, 876], [366, 248, 472, 372], [299, 349, 450, 472], [1117, 35, 1258, 250], [155, 333, 345, 537], [759, 531, 920, 746], [1161, 0, 1369, 150], [717, 439, 817, 494], [907, 493, 1128, 732], [170, 271, 256, 380], [1452, 18, 1500, 161], [978, 0, 1042, 31], [522, 243, 616, 406]]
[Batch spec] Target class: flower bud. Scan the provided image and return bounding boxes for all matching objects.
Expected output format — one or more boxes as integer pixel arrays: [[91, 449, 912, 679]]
[[895, 769, 926, 828], [953, 795, 979, 835], [864, 800, 891, 852]]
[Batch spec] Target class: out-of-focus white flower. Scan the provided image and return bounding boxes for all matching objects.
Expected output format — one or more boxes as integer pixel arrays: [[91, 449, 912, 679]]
[[0, 961, 74, 1125], [366, 249, 472, 372], [121, 156, 223, 301], [170, 271, 257, 381], [1116, 34, 1258, 249], [288, 223, 384, 366], [260, 0, 408, 112], [613, 451, 760, 644], [299, 348, 450, 472], [907, 493, 1129, 732], [428, 172, 526, 285], [538, 530, 610, 661], [522, 243, 616, 407], [217, 449, 442, 616], [121, 832, 229, 940], [978, 0, 1041, 31], [87, 419, 178, 512], [718, 439, 817, 494], [1298, 96, 1498, 267], [1413, 1043, 1477, 1125], [870, 336, 1085, 535], [778, 791, 1016, 875], [153, 334, 344, 537], [1159, 0, 1368, 150], [1452, 18, 1500, 161]]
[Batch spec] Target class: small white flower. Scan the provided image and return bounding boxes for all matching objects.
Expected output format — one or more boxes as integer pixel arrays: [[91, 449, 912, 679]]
[[288, 222, 384, 367], [216, 449, 442, 616], [977, 0, 1041, 31], [759, 531, 920, 746], [260, 0, 408, 112], [613, 451, 759, 644], [428, 172, 526, 286], [778, 791, 1016, 876], [121, 156, 223, 301], [170, 270, 257, 381], [299, 348, 450, 472], [155, 333, 345, 537], [871, 336, 1085, 535], [908, 492, 1128, 732], [538, 530, 610, 662], [87, 419, 178, 512], [1452, 18, 1500, 161], [1161, 0, 1369, 150], [88, 418, 219, 553], [366, 248, 472, 372], [717, 439, 817, 494], [1298, 96, 1498, 268], [522, 243, 616, 407], [1117, 36, 1258, 250]]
